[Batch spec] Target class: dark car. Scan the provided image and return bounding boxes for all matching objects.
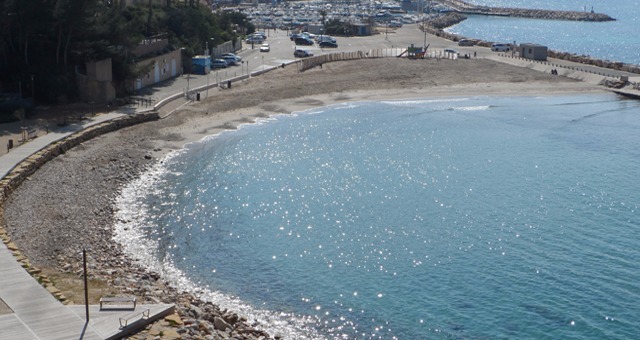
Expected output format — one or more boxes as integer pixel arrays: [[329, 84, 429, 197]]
[[294, 37, 314, 46], [294, 49, 313, 58], [319, 41, 338, 48], [211, 59, 228, 69]]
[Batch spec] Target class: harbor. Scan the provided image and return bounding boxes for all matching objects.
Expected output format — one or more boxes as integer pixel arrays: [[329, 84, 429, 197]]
[[239, 0, 615, 34]]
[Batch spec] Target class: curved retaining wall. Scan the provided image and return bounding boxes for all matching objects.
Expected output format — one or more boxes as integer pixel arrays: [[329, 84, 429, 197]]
[[0, 111, 160, 206]]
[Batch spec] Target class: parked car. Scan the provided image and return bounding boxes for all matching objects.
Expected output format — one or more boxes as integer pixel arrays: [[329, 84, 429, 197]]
[[259, 43, 270, 52], [319, 41, 338, 48], [302, 32, 316, 39], [253, 31, 267, 40], [221, 53, 241, 62], [444, 48, 459, 55], [491, 43, 510, 52], [211, 59, 228, 69], [294, 37, 314, 45], [458, 39, 474, 46], [294, 49, 313, 58], [318, 36, 337, 43], [246, 35, 264, 44], [221, 55, 238, 65]]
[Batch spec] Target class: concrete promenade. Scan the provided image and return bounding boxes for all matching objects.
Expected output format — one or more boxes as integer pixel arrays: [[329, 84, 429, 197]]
[[0, 243, 103, 339], [1, 25, 639, 339]]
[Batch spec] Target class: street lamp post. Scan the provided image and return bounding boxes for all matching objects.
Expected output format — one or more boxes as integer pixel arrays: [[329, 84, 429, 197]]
[[210, 38, 215, 56]]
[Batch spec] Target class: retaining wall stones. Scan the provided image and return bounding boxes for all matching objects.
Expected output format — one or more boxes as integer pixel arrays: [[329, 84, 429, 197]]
[[0, 111, 160, 206]]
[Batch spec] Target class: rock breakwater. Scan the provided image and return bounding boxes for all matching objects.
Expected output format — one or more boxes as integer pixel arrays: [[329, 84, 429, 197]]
[[421, 21, 640, 76], [436, 0, 615, 21]]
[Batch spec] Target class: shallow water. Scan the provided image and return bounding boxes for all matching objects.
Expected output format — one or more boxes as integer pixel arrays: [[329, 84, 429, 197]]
[[116, 93, 640, 339], [447, 0, 640, 65]]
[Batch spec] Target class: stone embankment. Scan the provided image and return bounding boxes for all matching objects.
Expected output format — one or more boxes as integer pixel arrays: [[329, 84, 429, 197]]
[[422, 14, 640, 76], [436, 0, 615, 21], [425, 12, 468, 30], [0, 112, 160, 206]]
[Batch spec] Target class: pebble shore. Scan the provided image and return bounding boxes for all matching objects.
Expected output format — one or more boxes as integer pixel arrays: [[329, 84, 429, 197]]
[[1, 126, 274, 339], [1, 58, 596, 339]]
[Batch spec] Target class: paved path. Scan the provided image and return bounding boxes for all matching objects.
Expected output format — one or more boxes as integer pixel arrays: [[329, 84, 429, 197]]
[[0, 112, 125, 179], [0, 245, 102, 339]]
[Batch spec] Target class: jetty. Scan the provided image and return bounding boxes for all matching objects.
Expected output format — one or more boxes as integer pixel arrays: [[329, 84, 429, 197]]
[[435, 0, 615, 22]]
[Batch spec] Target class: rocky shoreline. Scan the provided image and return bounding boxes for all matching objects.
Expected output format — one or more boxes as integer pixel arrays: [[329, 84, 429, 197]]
[[436, 0, 615, 21], [0, 58, 597, 339], [423, 14, 640, 76], [0, 114, 275, 339]]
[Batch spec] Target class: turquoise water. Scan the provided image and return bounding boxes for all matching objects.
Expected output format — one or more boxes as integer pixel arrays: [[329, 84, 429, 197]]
[[116, 94, 640, 339], [447, 0, 640, 65]]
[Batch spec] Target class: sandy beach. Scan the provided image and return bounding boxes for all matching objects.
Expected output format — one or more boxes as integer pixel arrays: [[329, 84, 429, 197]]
[[1, 57, 606, 338]]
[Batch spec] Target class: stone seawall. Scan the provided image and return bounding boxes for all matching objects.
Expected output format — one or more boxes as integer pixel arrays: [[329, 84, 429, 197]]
[[436, 0, 615, 21], [426, 12, 468, 30], [0, 111, 160, 206], [421, 21, 640, 75]]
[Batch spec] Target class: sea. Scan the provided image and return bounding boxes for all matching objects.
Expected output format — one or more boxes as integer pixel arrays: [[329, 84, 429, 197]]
[[446, 0, 640, 65], [115, 93, 640, 339]]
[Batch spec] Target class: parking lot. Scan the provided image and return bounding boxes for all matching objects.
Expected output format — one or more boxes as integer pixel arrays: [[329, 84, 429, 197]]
[[234, 24, 486, 74]]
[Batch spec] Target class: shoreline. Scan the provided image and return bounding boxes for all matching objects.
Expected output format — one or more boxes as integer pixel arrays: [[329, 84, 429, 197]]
[[1, 58, 609, 338]]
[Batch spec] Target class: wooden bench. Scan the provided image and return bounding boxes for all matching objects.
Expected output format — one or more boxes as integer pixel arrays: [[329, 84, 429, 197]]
[[19, 127, 38, 143], [119, 308, 150, 328], [99, 296, 137, 310]]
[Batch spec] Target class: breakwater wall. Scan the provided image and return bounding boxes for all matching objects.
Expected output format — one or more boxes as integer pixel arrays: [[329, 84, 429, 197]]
[[436, 0, 615, 21], [421, 16, 640, 75]]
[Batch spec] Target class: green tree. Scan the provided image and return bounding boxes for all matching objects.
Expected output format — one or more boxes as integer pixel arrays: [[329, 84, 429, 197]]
[[0, 0, 251, 110]]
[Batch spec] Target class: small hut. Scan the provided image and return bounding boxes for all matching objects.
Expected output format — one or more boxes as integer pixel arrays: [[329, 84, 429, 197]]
[[518, 43, 548, 61]]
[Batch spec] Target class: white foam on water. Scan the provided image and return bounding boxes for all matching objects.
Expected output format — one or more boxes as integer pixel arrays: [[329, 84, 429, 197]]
[[114, 151, 325, 339]]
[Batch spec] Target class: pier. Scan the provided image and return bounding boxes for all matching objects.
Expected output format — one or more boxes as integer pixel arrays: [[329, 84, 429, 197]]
[[435, 0, 615, 22]]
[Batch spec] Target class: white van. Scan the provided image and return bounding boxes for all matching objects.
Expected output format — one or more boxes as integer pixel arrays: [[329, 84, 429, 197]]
[[491, 43, 510, 52]]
